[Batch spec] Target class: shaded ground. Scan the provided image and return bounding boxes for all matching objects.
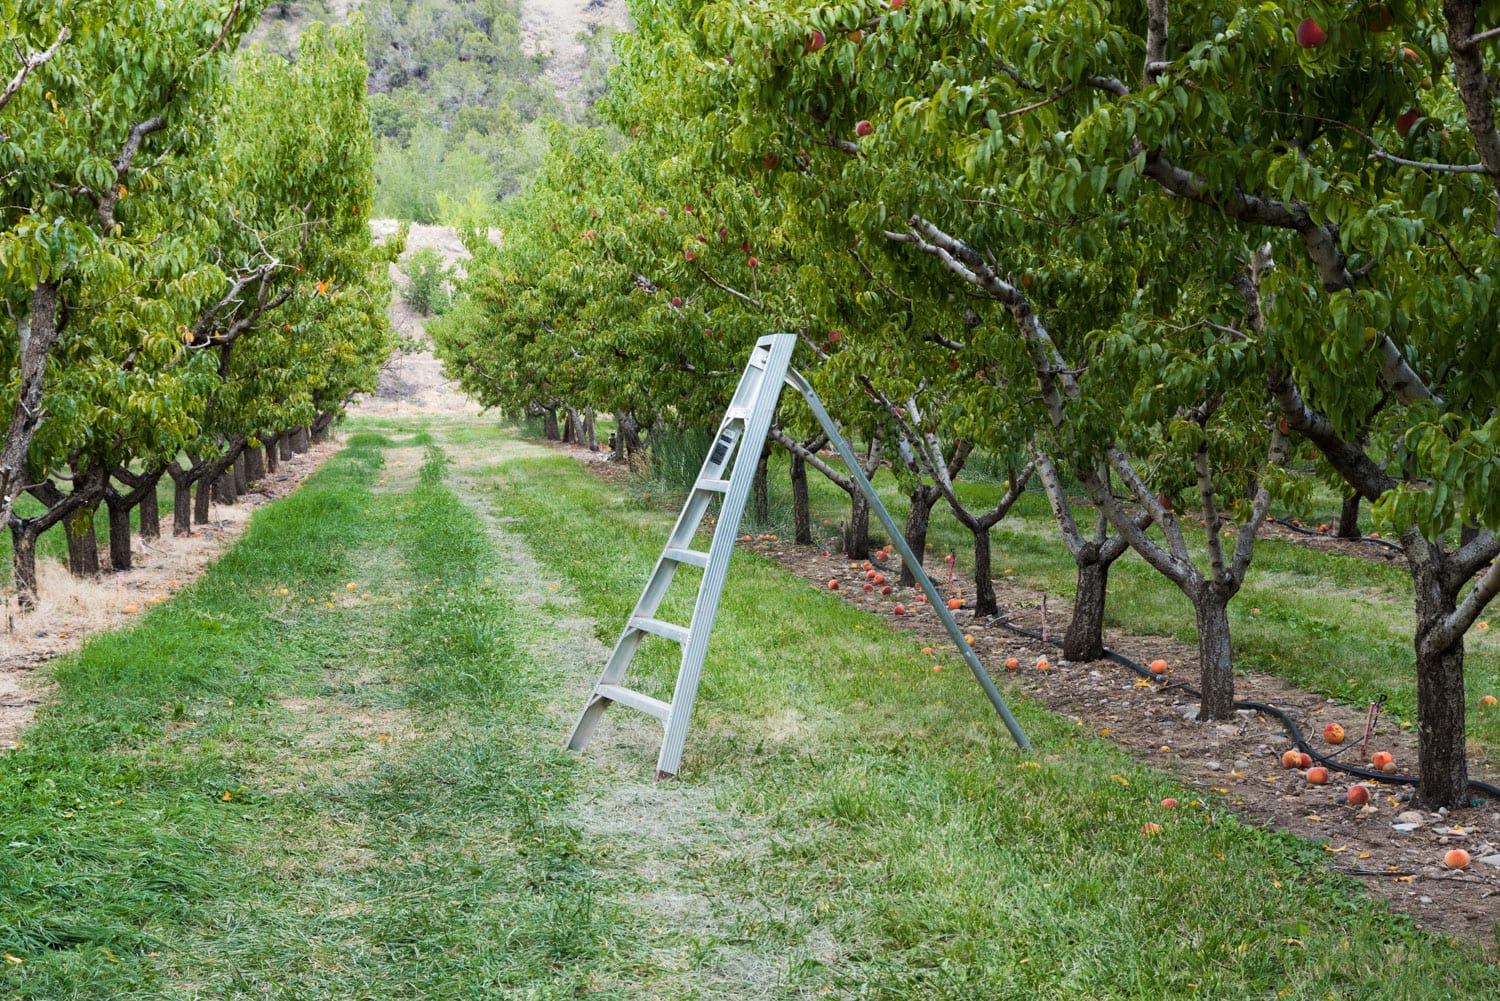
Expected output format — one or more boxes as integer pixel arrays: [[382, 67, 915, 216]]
[[542, 436, 1500, 945]]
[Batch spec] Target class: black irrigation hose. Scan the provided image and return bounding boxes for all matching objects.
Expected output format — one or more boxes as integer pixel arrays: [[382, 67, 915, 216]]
[[1271, 516, 1405, 553], [993, 620, 1500, 804]]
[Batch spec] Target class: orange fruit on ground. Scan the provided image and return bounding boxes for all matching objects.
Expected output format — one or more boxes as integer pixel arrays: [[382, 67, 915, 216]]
[[1149, 659, 1168, 675], [1307, 767, 1329, 784], [932, 665, 943, 673], [881, 586, 893, 595], [1346, 784, 1370, 806], [1382, 761, 1399, 774], [1323, 723, 1345, 744], [1141, 822, 1163, 836], [863, 583, 874, 592], [1370, 751, 1394, 769], [1298, 752, 1313, 769], [827, 579, 839, 590], [947, 598, 963, 610], [1036, 657, 1050, 670], [1004, 657, 1020, 670], [964, 634, 974, 645], [921, 647, 934, 656], [1445, 849, 1472, 869], [1480, 695, 1498, 707], [893, 604, 906, 615], [873, 573, 885, 584], [1281, 750, 1302, 769], [1161, 798, 1178, 809], [124, 603, 139, 614]]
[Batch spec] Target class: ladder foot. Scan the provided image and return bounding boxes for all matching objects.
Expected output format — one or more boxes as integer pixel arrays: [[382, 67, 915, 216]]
[[653, 769, 677, 783]]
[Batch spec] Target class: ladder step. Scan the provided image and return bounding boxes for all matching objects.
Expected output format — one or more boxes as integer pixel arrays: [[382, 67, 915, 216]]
[[595, 684, 671, 721], [696, 478, 732, 493], [629, 616, 691, 644], [724, 406, 751, 422], [663, 546, 710, 569]]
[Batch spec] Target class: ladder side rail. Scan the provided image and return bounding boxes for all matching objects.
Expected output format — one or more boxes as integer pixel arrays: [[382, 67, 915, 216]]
[[783, 366, 1032, 751], [655, 335, 799, 777]]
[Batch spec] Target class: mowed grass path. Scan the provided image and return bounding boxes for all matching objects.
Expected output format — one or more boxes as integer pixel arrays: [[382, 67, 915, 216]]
[[0, 418, 1494, 999]]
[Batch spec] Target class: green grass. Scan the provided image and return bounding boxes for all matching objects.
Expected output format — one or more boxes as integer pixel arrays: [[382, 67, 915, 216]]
[[3, 418, 1498, 999], [482, 448, 1500, 999], [0, 427, 630, 998]]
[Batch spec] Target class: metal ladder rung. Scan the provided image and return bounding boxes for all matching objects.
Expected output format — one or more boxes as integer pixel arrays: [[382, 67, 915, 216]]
[[724, 406, 751, 422], [663, 546, 710, 569], [696, 478, 732, 493], [594, 684, 671, 721], [629, 616, 691, 644]]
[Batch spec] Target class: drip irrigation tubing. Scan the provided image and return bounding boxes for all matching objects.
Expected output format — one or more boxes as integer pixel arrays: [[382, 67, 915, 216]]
[[992, 620, 1500, 804], [1271, 517, 1404, 553]]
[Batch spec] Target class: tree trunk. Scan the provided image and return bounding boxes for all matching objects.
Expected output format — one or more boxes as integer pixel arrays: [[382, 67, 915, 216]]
[[195, 476, 213, 524], [234, 452, 249, 495], [67, 515, 100, 578], [845, 489, 870, 560], [139, 483, 160, 540], [791, 454, 812, 545], [542, 407, 560, 441], [214, 467, 236, 505], [584, 411, 598, 451], [972, 526, 997, 617], [900, 486, 936, 588], [264, 435, 280, 473], [296, 426, 312, 451], [1063, 553, 1110, 661], [171, 472, 194, 536], [1337, 492, 1361, 539], [245, 446, 265, 483], [0, 282, 61, 532], [620, 414, 642, 456], [108, 499, 133, 571], [10, 521, 38, 612], [1193, 591, 1236, 720], [752, 443, 770, 526], [313, 410, 337, 441], [1412, 561, 1469, 808], [279, 434, 293, 461]]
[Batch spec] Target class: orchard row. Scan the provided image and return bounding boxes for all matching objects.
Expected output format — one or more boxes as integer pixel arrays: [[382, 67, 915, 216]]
[[1, 3, 394, 605], [433, 2, 1500, 809]]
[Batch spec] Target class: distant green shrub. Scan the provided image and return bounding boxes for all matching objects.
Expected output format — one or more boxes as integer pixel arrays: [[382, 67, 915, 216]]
[[402, 248, 454, 316]]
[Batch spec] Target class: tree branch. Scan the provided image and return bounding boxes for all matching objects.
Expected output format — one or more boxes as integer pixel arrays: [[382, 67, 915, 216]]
[[0, 27, 68, 114]]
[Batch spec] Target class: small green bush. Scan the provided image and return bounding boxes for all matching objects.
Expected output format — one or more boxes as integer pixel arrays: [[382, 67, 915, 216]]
[[402, 247, 454, 316]]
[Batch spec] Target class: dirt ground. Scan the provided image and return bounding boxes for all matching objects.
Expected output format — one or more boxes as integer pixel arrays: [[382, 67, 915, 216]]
[[518, 0, 632, 108], [543, 438, 1500, 946]]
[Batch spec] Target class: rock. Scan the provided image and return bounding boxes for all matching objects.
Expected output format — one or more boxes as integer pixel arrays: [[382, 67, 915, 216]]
[[1205, 761, 1223, 771], [1393, 823, 1422, 833], [1088, 670, 1104, 679], [1215, 724, 1238, 736], [1233, 758, 1250, 771], [1184, 706, 1200, 721], [1477, 855, 1500, 869], [1420, 896, 1434, 904], [1397, 811, 1426, 825], [1236, 709, 1256, 718]]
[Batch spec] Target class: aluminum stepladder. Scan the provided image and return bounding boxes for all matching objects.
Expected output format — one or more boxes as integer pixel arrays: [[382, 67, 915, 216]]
[[566, 334, 1031, 779]]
